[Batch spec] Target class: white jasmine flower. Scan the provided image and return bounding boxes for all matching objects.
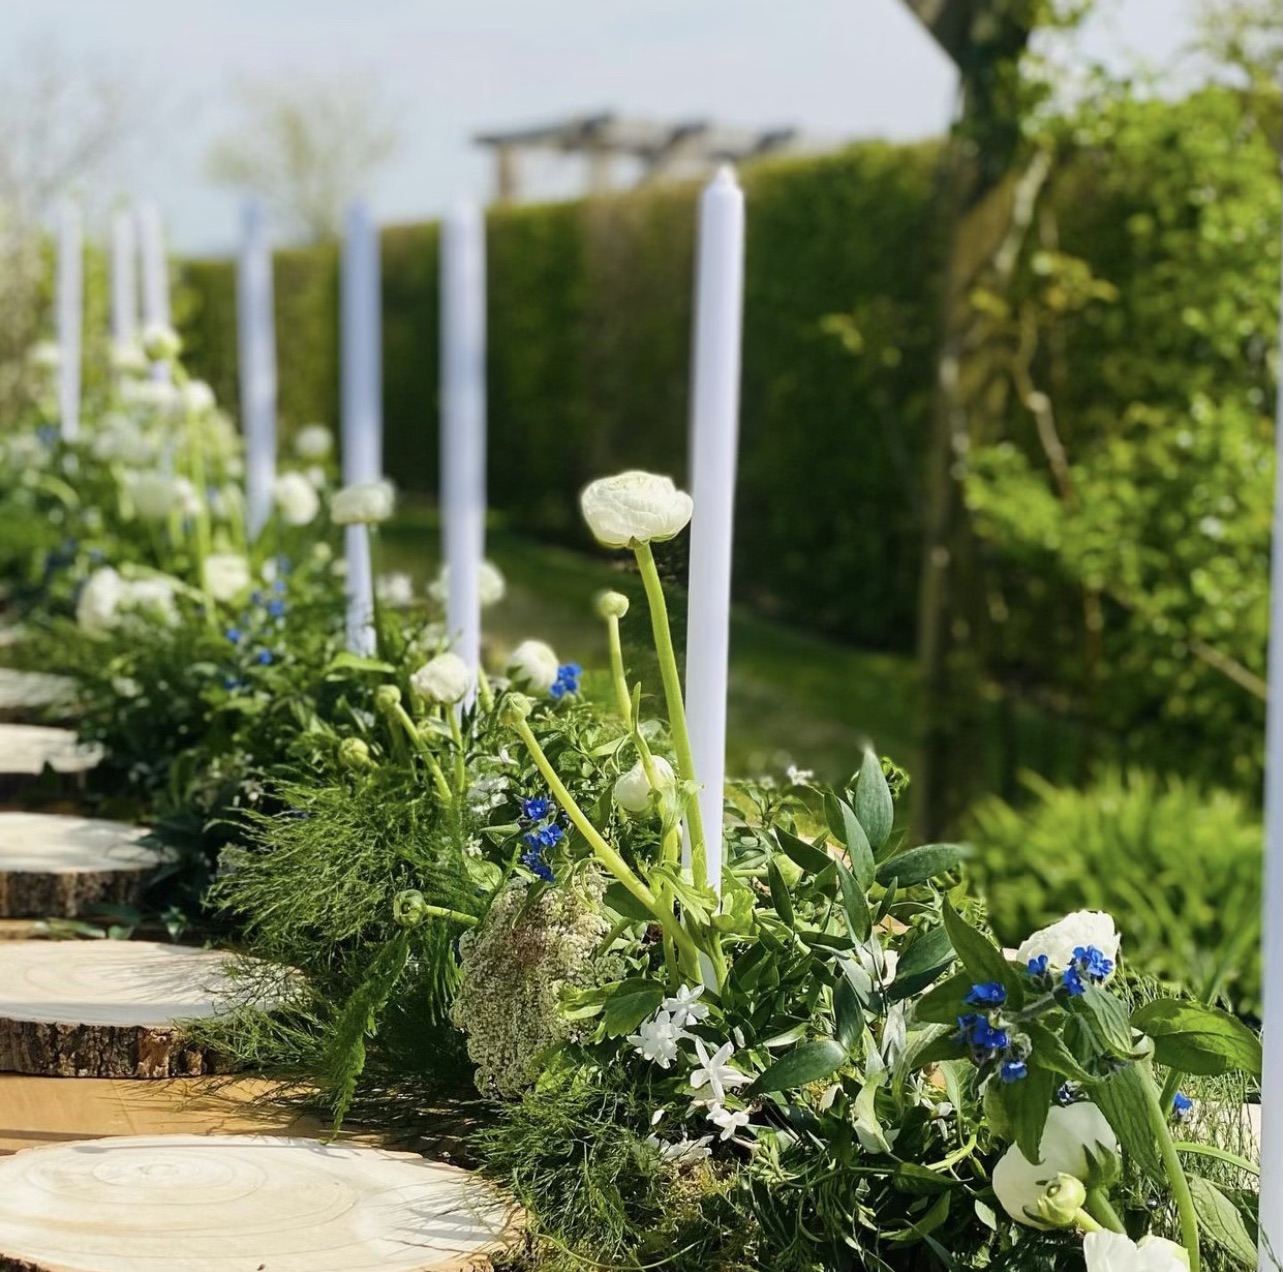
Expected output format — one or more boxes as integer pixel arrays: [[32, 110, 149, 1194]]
[[705, 1103, 751, 1142], [293, 423, 333, 460], [992, 1103, 1119, 1229], [613, 755, 677, 815], [1017, 911, 1121, 979], [507, 639, 560, 694], [690, 1038, 750, 1103], [579, 470, 694, 548], [628, 1010, 684, 1069], [645, 1134, 712, 1165], [202, 553, 251, 603], [410, 652, 472, 705], [273, 471, 321, 526], [330, 478, 395, 525], [661, 984, 709, 1031], [1084, 1232, 1190, 1271], [180, 380, 216, 414], [377, 572, 416, 608], [428, 560, 507, 608], [141, 323, 181, 362], [76, 568, 126, 636]]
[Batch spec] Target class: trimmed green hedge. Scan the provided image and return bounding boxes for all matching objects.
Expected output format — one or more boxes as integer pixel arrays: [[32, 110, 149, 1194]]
[[176, 142, 945, 650]]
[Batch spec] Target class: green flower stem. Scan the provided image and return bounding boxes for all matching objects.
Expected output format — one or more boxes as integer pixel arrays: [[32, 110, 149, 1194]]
[[1141, 1062, 1201, 1271], [447, 707, 468, 795], [604, 613, 658, 787], [419, 904, 479, 927], [1158, 1066, 1183, 1119], [392, 703, 453, 804], [1085, 1189, 1127, 1235], [632, 541, 707, 885], [477, 666, 494, 713], [510, 714, 703, 978], [1073, 1209, 1105, 1235]]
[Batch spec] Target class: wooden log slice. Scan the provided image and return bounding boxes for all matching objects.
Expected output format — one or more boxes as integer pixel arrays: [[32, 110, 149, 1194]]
[[0, 1134, 517, 1271], [0, 942, 273, 1079], [0, 725, 101, 779], [0, 814, 171, 918]]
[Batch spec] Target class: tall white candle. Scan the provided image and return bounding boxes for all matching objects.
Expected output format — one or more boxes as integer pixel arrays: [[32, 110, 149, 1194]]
[[109, 209, 138, 348], [340, 200, 382, 655], [237, 199, 278, 541], [683, 166, 746, 896], [440, 201, 487, 702], [1259, 281, 1283, 1269], [55, 200, 83, 442], [136, 202, 171, 382]]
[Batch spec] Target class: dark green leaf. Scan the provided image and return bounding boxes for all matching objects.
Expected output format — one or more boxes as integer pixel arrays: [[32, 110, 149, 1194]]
[[835, 858, 872, 941], [1076, 985, 1135, 1057], [825, 792, 875, 889], [776, 828, 834, 875], [766, 859, 795, 928], [747, 1038, 848, 1095], [914, 970, 974, 1025], [909, 1029, 967, 1070], [888, 925, 956, 1002], [875, 843, 967, 889], [1089, 1064, 1163, 1180], [834, 977, 863, 1052], [324, 651, 397, 677], [601, 978, 666, 1037], [986, 1067, 1056, 1163], [1131, 1000, 1262, 1078], [1024, 1020, 1091, 1082], [603, 881, 654, 923], [1188, 1175, 1257, 1267], [941, 902, 1021, 1004], [853, 749, 895, 852]]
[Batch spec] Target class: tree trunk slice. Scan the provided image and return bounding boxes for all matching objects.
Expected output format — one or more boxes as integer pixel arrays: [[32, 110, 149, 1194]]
[[0, 814, 171, 918], [0, 671, 76, 721], [0, 726, 101, 778], [0, 942, 275, 1079], [0, 1134, 517, 1271]]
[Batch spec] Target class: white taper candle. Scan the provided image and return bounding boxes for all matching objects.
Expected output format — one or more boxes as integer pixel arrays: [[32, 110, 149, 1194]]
[[340, 200, 382, 655], [1258, 269, 1283, 1269], [136, 202, 171, 382], [440, 201, 487, 704], [237, 199, 278, 541], [55, 200, 83, 442], [109, 209, 138, 347], [683, 166, 746, 896]]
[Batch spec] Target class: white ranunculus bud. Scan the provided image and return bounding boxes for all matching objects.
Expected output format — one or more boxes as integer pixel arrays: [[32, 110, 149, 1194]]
[[377, 572, 416, 608], [992, 1103, 1119, 1229], [507, 639, 560, 694], [293, 423, 333, 460], [428, 560, 507, 608], [1017, 911, 1121, 978], [126, 471, 180, 520], [613, 756, 677, 814], [595, 590, 630, 620], [330, 479, 396, 525], [273, 471, 321, 526], [202, 552, 251, 603], [580, 471, 694, 548], [181, 380, 216, 414], [76, 567, 125, 636], [1084, 1232, 1190, 1271], [410, 652, 473, 705], [141, 323, 182, 362]]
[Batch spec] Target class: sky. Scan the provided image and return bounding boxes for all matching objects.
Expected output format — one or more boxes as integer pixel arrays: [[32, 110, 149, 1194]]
[[0, 0, 1203, 254]]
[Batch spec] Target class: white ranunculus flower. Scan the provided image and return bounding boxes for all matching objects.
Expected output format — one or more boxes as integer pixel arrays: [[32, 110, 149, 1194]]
[[330, 479, 395, 525], [992, 1103, 1119, 1229], [126, 471, 181, 520], [1017, 911, 1121, 977], [181, 380, 216, 414], [273, 471, 321, 526], [141, 322, 181, 362], [428, 560, 507, 608], [377, 572, 416, 608], [76, 567, 126, 636], [410, 652, 472, 705], [1084, 1232, 1190, 1271], [507, 639, 560, 694], [580, 471, 694, 548], [123, 576, 178, 626], [293, 423, 333, 460], [613, 755, 677, 814], [202, 553, 251, 602]]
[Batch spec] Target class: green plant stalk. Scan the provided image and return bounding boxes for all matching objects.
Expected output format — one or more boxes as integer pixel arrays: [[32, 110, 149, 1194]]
[[418, 903, 479, 927], [1085, 1189, 1126, 1235], [476, 666, 494, 713], [1073, 1208, 1104, 1235], [632, 541, 707, 886], [510, 714, 703, 978], [447, 707, 467, 795], [392, 703, 453, 804], [1141, 1062, 1201, 1271], [604, 613, 658, 787]]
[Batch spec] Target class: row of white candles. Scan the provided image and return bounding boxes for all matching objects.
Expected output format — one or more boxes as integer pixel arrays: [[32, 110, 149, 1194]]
[[54, 183, 1280, 1262]]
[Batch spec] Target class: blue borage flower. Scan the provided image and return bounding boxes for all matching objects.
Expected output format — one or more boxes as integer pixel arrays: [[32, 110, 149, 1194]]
[[255, 649, 273, 666], [1025, 945, 1113, 998], [520, 850, 555, 883], [549, 663, 582, 700], [1026, 954, 1050, 978], [956, 980, 1029, 1083], [520, 796, 553, 822], [267, 598, 287, 619], [1171, 1092, 1194, 1123], [964, 981, 1007, 1008], [523, 823, 564, 852], [518, 791, 562, 882], [225, 627, 243, 645], [999, 1058, 1028, 1084]]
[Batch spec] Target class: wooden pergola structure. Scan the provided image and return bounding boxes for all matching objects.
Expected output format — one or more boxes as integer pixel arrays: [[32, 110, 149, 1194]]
[[474, 112, 805, 204]]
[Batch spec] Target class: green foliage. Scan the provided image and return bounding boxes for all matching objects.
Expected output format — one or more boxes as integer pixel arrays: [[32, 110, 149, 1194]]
[[965, 768, 1264, 1015]]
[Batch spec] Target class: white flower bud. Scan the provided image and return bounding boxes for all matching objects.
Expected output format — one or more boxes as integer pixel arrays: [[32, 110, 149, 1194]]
[[293, 423, 334, 460], [410, 652, 472, 705], [202, 553, 251, 603], [180, 380, 216, 414], [613, 756, 677, 814], [141, 323, 182, 362], [428, 560, 507, 608], [273, 471, 321, 526], [580, 471, 693, 548], [507, 639, 560, 694], [595, 590, 630, 620], [330, 478, 396, 525]]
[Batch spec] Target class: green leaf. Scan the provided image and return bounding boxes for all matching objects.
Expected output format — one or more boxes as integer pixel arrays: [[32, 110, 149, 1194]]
[[852, 1070, 892, 1154], [766, 859, 795, 928], [1131, 1000, 1262, 1078], [834, 977, 863, 1052], [1188, 1175, 1257, 1267], [941, 902, 1021, 1004], [1088, 1064, 1163, 1180], [603, 882, 654, 923], [775, 827, 834, 875], [1075, 985, 1135, 1057], [853, 749, 894, 851], [747, 1038, 847, 1095], [875, 843, 967, 889], [914, 970, 974, 1025], [601, 978, 666, 1037], [835, 858, 872, 941], [986, 1067, 1056, 1163], [825, 792, 875, 889], [888, 925, 956, 1002], [893, 1161, 957, 1196], [909, 1029, 967, 1070], [324, 651, 397, 677], [1023, 1020, 1091, 1082]]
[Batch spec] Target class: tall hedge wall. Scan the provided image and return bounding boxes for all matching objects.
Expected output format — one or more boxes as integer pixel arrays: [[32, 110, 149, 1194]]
[[177, 142, 946, 651]]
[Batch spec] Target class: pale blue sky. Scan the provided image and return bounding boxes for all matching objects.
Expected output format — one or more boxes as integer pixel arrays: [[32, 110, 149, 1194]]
[[2, 0, 1200, 252]]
